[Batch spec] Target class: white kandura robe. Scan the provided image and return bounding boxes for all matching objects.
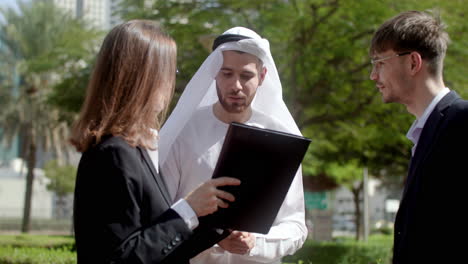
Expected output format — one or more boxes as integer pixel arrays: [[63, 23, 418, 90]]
[[161, 105, 307, 264]]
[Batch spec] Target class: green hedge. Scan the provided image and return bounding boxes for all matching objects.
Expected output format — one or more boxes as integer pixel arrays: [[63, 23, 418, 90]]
[[0, 246, 75, 264], [0, 235, 75, 264], [282, 235, 393, 264], [0, 234, 392, 264], [0, 235, 74, 249], [0, 218, 72, 232], [0, 247, 76, 264]]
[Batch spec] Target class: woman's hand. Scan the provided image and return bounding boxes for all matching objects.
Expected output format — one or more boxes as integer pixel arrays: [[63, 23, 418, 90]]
[[185, 177, 240, 217]]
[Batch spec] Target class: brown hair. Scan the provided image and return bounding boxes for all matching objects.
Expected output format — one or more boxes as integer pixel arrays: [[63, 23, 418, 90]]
[[370, 10, 450, 76], [70, 20, 176, 152]]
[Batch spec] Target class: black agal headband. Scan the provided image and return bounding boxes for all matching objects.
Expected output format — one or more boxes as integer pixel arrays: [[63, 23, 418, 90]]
[[212, 34, 252, 51]]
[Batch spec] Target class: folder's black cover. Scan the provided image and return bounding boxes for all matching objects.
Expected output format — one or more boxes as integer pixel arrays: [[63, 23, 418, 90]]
[[198, 122, 311, 234]]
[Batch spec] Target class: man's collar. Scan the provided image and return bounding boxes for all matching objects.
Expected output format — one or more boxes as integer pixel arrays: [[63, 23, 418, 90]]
[[406, 87, 450, 144]]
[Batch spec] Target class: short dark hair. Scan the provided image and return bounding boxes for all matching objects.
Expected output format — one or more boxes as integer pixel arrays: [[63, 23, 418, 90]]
[[370, 10, 450, 76], [71, 20, 177, 152]]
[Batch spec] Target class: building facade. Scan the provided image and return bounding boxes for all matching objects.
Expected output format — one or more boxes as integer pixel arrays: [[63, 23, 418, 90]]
[[52, 0, 121, 30], [0, 159, 53, 219]]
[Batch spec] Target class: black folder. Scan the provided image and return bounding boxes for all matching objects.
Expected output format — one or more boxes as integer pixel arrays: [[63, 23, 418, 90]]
[[198, 122, 311, 234]]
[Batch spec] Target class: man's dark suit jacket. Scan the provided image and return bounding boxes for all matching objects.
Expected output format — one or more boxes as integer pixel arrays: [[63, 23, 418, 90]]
[[74, 136, 226, 264], [393, 91, 468, 264]]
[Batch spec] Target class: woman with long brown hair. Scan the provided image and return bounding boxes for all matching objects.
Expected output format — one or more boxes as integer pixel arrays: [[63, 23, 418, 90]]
[[71, 20, 240, 264]]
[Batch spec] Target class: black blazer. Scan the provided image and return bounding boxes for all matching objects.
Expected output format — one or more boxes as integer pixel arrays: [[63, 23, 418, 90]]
[[74, 136, 226, 264], [393, 91, 468, 264]]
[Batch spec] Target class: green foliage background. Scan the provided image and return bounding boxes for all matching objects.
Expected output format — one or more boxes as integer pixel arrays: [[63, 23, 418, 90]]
[[44, 160, 77, 197], [2, 0, 467, 237], [113, 0, 468, 188]]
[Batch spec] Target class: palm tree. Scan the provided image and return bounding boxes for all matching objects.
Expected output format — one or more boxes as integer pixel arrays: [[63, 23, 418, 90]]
[[0, 0, 100, 233]]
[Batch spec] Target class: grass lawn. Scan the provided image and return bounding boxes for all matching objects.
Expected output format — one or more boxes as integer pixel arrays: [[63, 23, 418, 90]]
[[0, 233, 393, 264]]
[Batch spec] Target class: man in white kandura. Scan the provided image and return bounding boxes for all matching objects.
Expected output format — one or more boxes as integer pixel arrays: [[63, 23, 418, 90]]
[[153, 27, 307, 264]]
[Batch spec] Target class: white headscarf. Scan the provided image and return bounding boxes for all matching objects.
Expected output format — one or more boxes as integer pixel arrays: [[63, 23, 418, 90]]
[[154, 27, 301, 165]]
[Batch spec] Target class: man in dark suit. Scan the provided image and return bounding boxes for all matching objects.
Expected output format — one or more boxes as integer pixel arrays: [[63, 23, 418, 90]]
[[369, 11, 468, 264]]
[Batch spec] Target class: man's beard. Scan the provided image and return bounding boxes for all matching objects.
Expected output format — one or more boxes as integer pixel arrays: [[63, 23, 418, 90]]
[[216, 85, 252, 113], [219, 98, 246, 113]]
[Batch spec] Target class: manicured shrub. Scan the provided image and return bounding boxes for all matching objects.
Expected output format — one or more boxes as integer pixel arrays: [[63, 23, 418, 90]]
[[0, 234, 392, 264], [0, 234, 74, 250], [0, 246, 76, 264], [372, 227, 393, 236], [282, 235, 392, 264], [0, 218, 72, 232]]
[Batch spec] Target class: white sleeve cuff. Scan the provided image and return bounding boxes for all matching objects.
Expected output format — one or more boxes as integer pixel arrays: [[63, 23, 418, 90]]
[[171, 199, 199, 230]]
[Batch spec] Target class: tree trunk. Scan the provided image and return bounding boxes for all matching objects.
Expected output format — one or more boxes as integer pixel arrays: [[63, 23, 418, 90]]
[[21, 129, 36, 233], [52, 127, 64, 165], [351, 181, 363, 240]]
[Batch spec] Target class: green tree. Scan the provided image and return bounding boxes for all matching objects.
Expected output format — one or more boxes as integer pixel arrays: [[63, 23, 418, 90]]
[[277, 0, 468, 239], [44, 160, 77, 219], [109, 0, 468, 240], [48, 59, 96, 120], [116, 0, 414, 173], [0, 0, 99, 233]]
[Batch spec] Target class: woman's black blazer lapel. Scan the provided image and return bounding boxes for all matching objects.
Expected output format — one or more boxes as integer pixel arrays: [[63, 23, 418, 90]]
[[138, 147, 172, 206]]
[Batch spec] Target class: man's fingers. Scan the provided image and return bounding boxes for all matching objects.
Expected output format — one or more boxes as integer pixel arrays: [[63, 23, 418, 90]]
[[230, 245, 249, 254], [231, 249, 247, 254], [212, 177, 241, 186]]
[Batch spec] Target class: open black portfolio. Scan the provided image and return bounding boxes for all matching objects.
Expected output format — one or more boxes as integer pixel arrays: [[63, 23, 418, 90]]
[[198, 122, 311, 234]]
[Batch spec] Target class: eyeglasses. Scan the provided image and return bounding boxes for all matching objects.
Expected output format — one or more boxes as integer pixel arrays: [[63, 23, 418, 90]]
[[371, 51, 411, 65]]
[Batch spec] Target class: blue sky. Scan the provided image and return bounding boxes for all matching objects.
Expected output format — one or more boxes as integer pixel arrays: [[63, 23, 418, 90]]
[[1, 0, 20, 10], [1, 0, 31, 12], [0, 0, 25, 21]]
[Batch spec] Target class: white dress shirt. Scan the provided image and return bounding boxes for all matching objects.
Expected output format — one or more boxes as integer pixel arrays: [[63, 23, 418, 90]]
[[162, 106, 307, 264], [406, 87, 450, 156]]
